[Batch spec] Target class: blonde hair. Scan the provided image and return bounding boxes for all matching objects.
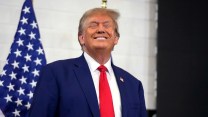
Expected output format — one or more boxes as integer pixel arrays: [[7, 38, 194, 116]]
[[78, 8, 120, 37]]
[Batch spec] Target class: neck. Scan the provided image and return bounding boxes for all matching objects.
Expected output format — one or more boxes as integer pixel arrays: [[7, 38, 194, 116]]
[[85, 51, 111, 65]]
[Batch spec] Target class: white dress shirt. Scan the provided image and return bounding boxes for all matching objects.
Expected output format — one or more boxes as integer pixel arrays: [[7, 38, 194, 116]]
[[84, 52, 121, 117]]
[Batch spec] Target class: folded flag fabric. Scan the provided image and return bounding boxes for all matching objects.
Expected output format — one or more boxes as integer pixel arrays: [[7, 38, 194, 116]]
[[0, 0, 46, 116]]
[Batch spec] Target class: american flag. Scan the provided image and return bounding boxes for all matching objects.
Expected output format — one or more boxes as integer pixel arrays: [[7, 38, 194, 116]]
[[0, 0, 46, 116]]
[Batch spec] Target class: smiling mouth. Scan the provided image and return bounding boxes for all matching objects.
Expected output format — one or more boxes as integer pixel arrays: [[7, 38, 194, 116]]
[[94, 36, 107, 40]]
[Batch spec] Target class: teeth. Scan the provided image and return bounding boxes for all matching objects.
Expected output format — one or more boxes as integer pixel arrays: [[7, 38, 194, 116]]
[[96, 37, 106, 40]]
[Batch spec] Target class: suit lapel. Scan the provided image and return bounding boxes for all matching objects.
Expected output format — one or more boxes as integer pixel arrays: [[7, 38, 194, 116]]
[[72, 55, 129, 117], [73, 55, 100, 117], [112, 64, 129, 117]]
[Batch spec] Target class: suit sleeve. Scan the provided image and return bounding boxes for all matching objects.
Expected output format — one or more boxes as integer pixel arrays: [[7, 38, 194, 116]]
[[29, 65, 58, 117], [138, 81, 147, 117]]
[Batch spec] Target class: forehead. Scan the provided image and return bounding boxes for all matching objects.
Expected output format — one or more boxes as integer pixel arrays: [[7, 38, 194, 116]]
[[85, 13, 114, 23]]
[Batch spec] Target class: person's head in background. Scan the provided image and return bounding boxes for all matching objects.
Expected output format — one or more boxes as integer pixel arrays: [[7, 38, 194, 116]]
[[78, 8, 120, 64]]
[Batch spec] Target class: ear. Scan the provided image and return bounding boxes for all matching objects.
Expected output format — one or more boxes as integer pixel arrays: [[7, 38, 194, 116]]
[[78, 35, 85, 45], [114, 36, 119, 45]]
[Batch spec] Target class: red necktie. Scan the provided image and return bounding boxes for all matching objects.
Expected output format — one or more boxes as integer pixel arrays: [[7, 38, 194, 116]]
[[98, 65, 115, 117]]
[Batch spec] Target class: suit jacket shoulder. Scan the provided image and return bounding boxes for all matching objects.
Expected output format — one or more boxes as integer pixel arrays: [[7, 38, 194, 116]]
[[111, 64, 147, 117], [112, 64, 143, 86]]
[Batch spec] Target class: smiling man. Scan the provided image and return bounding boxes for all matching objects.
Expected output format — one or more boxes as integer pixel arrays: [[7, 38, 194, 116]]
[[29, 8, 147, 117], [78, 8, 119, 65]]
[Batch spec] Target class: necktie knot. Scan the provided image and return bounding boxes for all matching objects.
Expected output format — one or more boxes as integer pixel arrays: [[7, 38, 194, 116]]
[[98, 65, 107, 72]]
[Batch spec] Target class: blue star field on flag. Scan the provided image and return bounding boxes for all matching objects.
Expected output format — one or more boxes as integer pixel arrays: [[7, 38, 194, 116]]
[[0, 0, 46, 116]]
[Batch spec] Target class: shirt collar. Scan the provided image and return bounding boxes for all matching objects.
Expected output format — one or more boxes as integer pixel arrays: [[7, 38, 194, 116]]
[[84, 52, 112, 73]]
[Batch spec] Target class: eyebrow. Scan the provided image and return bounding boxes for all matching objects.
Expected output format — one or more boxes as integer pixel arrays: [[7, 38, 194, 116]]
[[89, 20, 111, 24]]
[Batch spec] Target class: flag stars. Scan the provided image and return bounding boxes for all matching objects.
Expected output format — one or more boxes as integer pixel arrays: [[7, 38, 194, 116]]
[[27, 91, 33, 99], [9, 72, 17, 80], [26, 42, 34, 51], [30, 80, 37, 88], [0, 0, 46, 116], [32, 69, 39, 77], [7, 83, 15, 91], [12, 109, 20, 117], [17, 87, 25, 96], [34, 57, 42, 66], [20, 17, 28, 25], [14, 49, 22, 57], [30, 20, 38, 29], [22, 64, 29, 73], [22, 6, 30, 14], [25, 102, 31, 110], [16, 38, 24, 46], [18, 27, 26, 35], [0, 70, 7, 77], [19, 76, 27, 84], [24, 53, 32, 61], [29, 32, 36, 40], [36, 47, 44, 55], [4, 94, 13, 103], [0, 80, 4, 87], [15, 98, 23, 107], [11, 60, 20, 69]]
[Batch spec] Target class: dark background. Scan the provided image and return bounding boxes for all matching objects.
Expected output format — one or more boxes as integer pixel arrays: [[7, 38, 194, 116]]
[[156, 0, 208, 117]]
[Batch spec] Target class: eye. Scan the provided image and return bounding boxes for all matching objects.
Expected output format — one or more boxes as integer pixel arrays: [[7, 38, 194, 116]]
[[88, 22, 98, 29], [103, 22, 112, 28]]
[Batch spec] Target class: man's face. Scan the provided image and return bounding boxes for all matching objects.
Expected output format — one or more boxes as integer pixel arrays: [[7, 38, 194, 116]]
[[79, 13, 119, 55]]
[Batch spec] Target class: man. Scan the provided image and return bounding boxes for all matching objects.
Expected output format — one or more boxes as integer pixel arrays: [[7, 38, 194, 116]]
[[29, 8, 147, 117]]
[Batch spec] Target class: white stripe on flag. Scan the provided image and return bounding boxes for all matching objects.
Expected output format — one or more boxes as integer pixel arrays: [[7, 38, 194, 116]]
[[0, 110, 5, 117]]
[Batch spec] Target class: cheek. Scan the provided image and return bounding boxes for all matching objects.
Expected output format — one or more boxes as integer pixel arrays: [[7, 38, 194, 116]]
[[107, 29, 117, 36], [86, 29, 96, 35]]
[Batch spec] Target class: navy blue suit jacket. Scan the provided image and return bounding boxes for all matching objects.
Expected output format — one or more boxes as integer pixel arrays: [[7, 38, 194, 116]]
[[29, 55, 147, 117]]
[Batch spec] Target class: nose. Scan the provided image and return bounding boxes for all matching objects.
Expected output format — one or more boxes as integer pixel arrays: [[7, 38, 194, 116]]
[[97, 30, 105, 34], [96, 24, 105, 34]]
